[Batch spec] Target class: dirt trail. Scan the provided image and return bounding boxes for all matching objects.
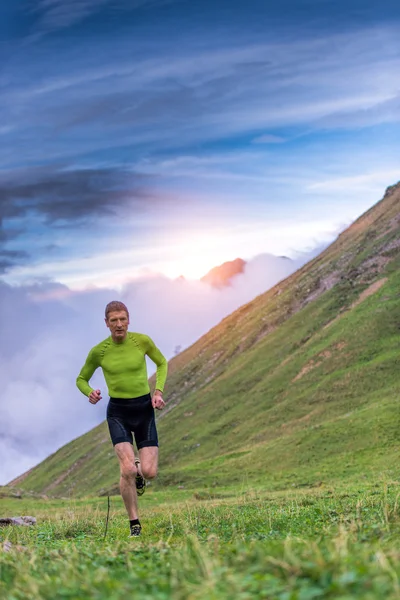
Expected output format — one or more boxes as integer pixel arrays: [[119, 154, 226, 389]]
[[324, 277, 388, 331], [350, 278, 388, 309]]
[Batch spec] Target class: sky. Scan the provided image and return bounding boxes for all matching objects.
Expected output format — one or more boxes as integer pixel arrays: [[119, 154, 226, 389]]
[[1, 0, 400, 483]]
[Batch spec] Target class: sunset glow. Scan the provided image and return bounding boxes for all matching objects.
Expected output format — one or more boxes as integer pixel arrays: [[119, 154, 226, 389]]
[[161, 254, 226, 280], [157, 232, 236, 280]]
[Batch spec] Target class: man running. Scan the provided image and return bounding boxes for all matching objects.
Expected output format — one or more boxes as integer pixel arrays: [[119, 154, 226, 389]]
[[76, 300, 168, 537]]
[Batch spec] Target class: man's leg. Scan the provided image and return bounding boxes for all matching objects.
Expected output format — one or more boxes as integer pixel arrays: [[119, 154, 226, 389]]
[[138, 446, 159, 481], [114, 442, 139, 520]]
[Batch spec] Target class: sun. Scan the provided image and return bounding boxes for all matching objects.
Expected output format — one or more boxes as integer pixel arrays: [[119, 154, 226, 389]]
[[159, 232, 234, 280], [162, 253, 221, 280]]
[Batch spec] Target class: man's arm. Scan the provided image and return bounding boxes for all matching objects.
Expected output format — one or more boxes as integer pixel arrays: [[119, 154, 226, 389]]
[[143, 336, 168, 392], [142, 335, 168, 409], [76, 349, 100, 398]]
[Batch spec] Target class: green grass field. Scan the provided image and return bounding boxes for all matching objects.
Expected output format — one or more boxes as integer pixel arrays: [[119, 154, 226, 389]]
[[2, 481, 400, 599]]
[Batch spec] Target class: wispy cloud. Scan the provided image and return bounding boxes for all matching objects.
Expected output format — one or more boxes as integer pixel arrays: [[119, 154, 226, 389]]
[[30, 0, 175, 35], [307, 170, 400, 193], [32, 0, 110, 31], [252, 134, 286, 144], [2, 26, 400, 167], [315, 93, 400, 129]]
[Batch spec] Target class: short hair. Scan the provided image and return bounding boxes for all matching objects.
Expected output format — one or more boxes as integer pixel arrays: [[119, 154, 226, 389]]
[[105, 301, 129, 319]]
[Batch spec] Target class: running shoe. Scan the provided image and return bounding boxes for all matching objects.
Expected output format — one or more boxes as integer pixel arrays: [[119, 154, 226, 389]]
[[130, 523, 142, 537], [135, 459, 146, 496]]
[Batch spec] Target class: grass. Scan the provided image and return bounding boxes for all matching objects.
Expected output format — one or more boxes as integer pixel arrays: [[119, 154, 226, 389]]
[[2, 482, 400, 598]]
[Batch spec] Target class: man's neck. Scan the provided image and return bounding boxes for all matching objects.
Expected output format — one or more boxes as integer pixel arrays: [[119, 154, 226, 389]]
[[112, 333, 127, 344]]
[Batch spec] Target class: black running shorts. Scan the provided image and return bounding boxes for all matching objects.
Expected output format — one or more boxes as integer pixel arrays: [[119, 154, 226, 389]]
[[106, 393, 158, 449]]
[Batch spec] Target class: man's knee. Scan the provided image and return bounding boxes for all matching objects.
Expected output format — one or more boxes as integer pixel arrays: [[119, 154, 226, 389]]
[[142, 465, 157, 480], [120, 462, 137, 481]]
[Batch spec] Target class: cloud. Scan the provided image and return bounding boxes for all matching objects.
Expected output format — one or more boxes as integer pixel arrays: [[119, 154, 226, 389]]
[[315, 93, 400, 129], [32, 0, 109, 31], [0, 249, 29, 273], [252, 134, 286, 144], [0, 246, 324, 484], [0, 166, 150, 223], [30, 0, 178, 35], [307, 170, 400, 193], [0, 165, 155, 273], [2, 24, 400, 168]]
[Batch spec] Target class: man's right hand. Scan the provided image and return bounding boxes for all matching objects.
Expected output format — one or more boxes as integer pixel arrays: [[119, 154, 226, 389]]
[[88, 389, 102, 404]]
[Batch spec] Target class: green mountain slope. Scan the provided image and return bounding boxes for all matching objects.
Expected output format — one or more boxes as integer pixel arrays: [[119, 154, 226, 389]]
[[10, 182, 400, 497]]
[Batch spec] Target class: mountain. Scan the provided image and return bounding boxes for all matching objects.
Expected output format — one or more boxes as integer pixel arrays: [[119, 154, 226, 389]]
[[201, 258, 246, 287], [9, 182, 400, 496]]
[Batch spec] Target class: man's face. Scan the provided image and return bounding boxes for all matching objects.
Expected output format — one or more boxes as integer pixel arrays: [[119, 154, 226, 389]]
[[105, 310, 129, 342]]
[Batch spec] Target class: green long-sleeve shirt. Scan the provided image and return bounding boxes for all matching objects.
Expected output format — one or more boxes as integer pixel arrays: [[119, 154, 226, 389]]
[[76, 332, 168, 398]]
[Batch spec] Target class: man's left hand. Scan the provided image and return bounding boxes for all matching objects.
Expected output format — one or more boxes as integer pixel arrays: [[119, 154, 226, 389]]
[[152, 390, 165, 410]]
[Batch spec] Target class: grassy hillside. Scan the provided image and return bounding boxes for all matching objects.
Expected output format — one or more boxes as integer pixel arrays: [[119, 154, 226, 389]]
[[10, 182, 400, 497]]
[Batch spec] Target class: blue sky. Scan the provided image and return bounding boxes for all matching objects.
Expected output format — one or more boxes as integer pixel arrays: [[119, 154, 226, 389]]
[[1, 0, 400, 287]]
